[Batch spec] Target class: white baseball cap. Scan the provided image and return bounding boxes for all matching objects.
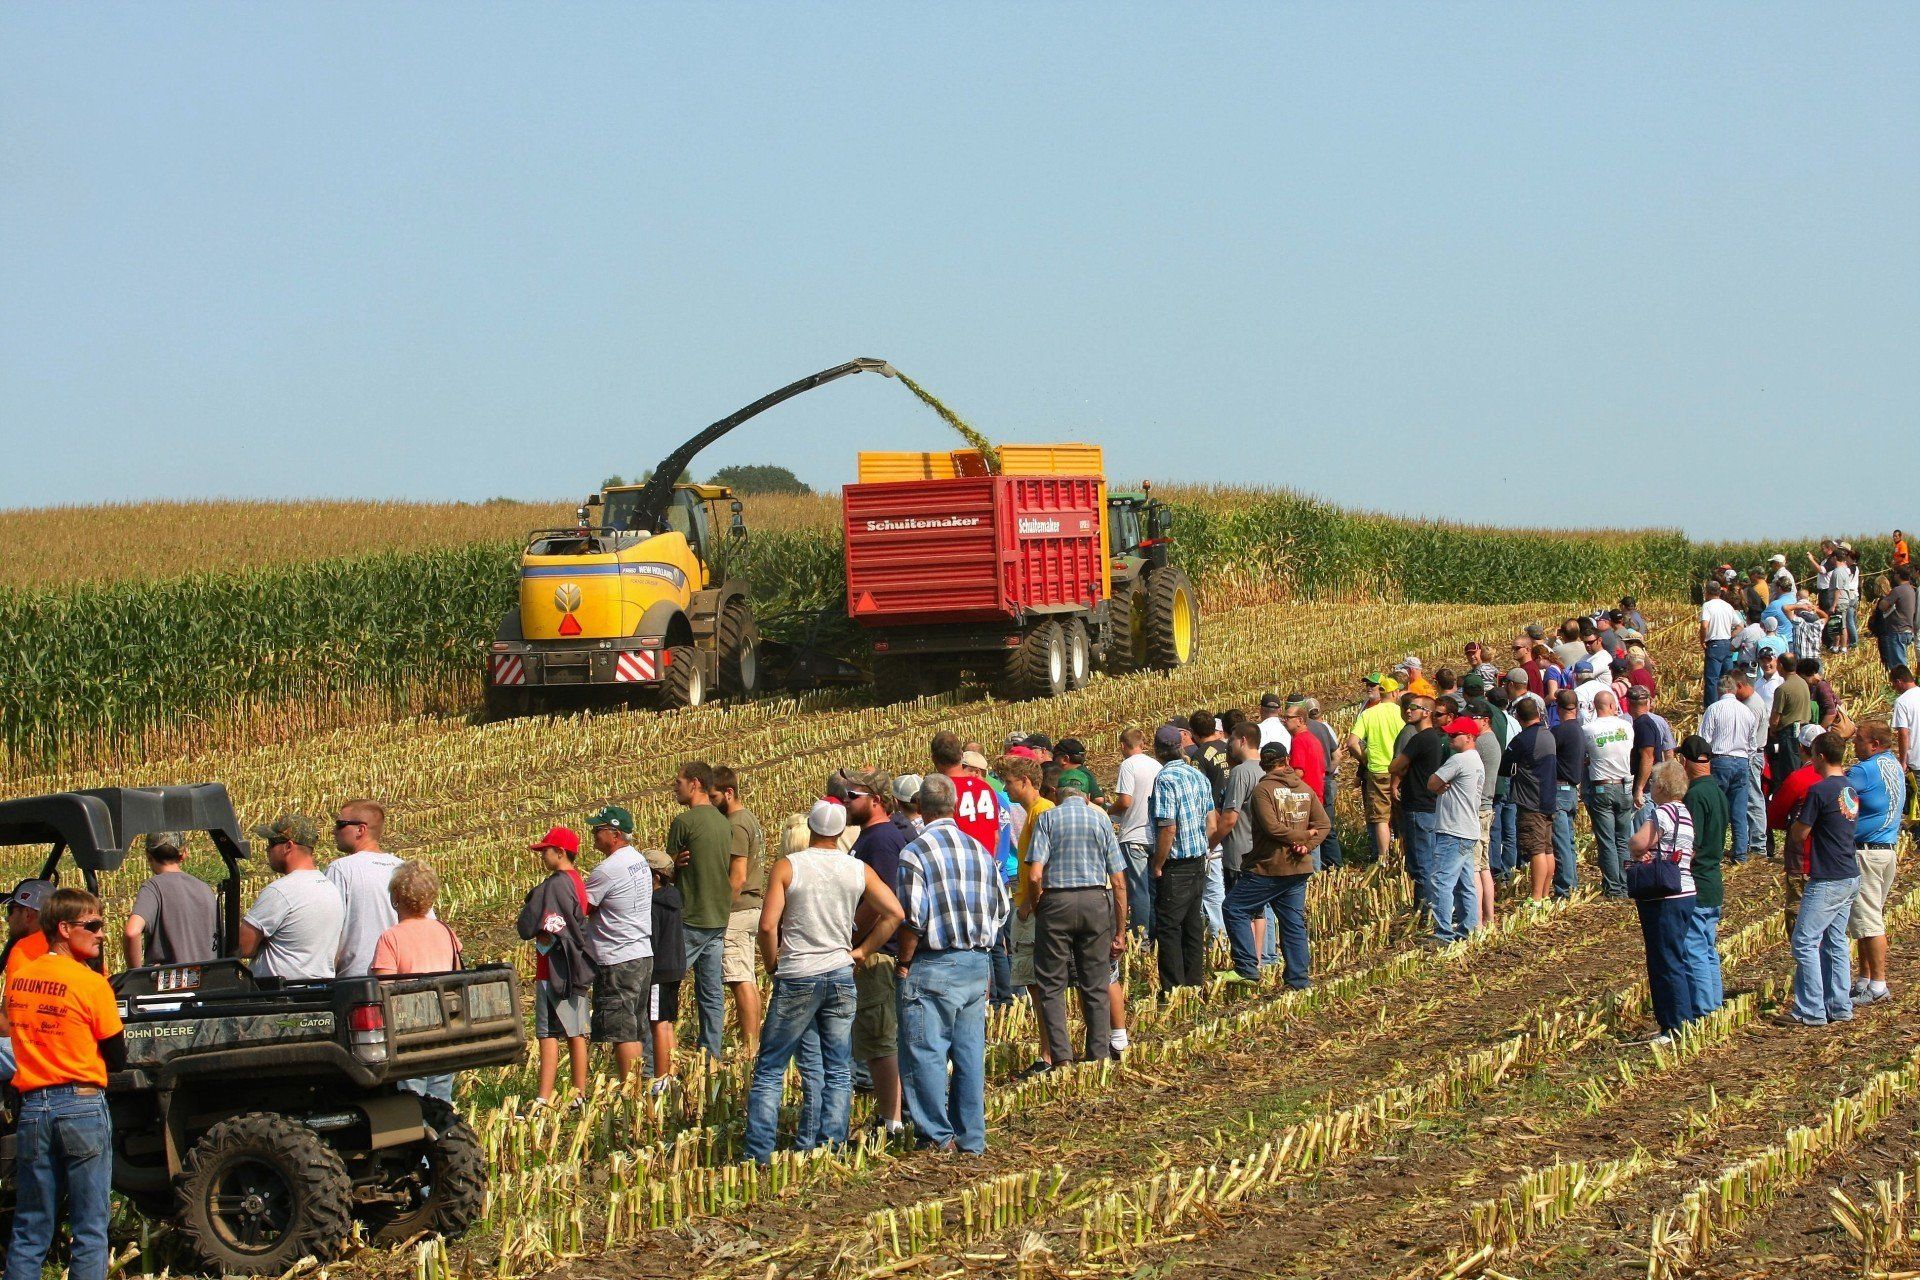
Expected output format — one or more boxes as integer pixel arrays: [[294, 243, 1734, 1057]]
[[807, 799, 848, 838]]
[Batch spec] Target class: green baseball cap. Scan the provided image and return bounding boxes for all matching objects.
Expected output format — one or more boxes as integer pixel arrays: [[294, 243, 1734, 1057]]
[[585, 804, 634, 834], [252, 814, 319, 848]]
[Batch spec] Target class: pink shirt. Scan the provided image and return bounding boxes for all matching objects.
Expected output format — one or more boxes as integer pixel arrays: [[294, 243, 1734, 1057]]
[[371, 916, 462, 975]]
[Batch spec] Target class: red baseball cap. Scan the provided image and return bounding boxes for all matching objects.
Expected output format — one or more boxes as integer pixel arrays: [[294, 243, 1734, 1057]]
[[530, 826, 580, 855], [1445, 716, 1481, 738]]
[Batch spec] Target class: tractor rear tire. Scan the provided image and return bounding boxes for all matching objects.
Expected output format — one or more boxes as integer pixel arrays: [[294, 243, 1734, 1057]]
[[1062, 617, 1091, 690], [1105, 578, 1147, 674], [1002, 620, 1068, 700], [1145, 568, 1199, 670], [360, 1099, 486, 1247], [660, 645, 707, 709], [716, 600, 761, 699], [178, 1112, 354, 1276]]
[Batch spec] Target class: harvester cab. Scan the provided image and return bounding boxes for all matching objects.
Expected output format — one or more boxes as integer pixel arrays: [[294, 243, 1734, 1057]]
[[486, 359, 895, 718]]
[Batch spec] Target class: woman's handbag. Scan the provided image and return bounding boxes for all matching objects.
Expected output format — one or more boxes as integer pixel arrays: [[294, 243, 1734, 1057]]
[[1625, 804, 1686, 900]]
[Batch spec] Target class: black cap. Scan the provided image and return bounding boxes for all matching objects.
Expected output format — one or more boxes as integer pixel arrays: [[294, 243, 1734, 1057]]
[[1259, 742, 1290, 767], [1163, 715, 1189, 732], [1465, 697, 1495, 718], [1259, 693, 1283, 710], [1054, 737, 1086, 760], [1677, 734, 1713, 763], [1024, 733, 1053, 752]]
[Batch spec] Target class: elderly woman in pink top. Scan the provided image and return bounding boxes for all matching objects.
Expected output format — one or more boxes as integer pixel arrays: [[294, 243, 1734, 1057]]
[[371, 860, 462, 1103]]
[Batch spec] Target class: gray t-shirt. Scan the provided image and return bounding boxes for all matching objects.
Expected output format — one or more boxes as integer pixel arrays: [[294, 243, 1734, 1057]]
[[1472, 731, 1502, 808], [131, 871, 218, 966], [1219, 758, 1265, 873], [585, 844, 654, 967], [245, 869, 345, 981], [1552, 639, 1585, 670], [1432, 749, 1487, 842], [1892, 582, 1918, 633], [326, 850, 404, 978]]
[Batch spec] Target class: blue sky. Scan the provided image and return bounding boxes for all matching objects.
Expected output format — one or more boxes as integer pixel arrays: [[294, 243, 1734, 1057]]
[[2, 3, 1914, 539]]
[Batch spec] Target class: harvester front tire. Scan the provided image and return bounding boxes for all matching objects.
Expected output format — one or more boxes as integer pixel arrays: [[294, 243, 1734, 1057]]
[[1145, 568, 1199, 670], [361, 1099, 486, 1247], [1002, 620, 1068, 700], [178, 1111, 354, 1276], [716, 600, 761, 699], [661, 646, 707, 709]]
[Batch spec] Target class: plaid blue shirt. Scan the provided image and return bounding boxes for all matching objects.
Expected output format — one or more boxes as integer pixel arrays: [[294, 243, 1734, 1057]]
[[1027, 795, 1125, 889], [899, 818, 1010, 952], [1151, 758, 1215, 860]]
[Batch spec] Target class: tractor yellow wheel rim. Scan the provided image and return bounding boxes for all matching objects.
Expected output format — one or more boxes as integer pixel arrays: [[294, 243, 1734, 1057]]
[[1172, 587, 1195, 662]]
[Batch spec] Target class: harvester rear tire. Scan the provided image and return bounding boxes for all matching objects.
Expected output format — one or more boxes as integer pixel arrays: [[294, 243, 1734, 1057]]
[[716, 600, 761, 699], [1062, 617, 1091, 690], [1145, 568, 1199, 670], [1104, 578, 1147, 674], [1002, 620, 1068, 700], [660, 646, 707, 709]]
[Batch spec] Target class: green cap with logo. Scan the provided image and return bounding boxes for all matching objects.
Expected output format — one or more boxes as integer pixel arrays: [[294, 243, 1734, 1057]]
[[585, 804, 634, 835], [252, 814, 320, 848]]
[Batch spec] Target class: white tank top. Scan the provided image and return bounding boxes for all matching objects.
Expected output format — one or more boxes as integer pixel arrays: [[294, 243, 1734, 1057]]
[[778, 847, 867, 979]]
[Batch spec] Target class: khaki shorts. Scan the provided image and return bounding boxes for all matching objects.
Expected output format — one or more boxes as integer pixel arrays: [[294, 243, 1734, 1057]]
[[724, 907, 760, 985], [852, 952, 897, 1060], [1850, 847, 1899, 940], [1361, 771, 1393, 826], [1476, 807, 1493, 873], [1010, 910, 1037, 988], [1518, 809, 1554, 862]]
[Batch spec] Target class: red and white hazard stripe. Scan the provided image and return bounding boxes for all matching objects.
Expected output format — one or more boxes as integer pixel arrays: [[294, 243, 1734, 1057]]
[[614, 650, 659, 683], [491, 654, 526, 686]]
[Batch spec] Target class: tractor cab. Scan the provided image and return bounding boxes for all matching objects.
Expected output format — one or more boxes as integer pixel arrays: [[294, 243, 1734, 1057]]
[[0, 783, 251, 975], [1107, 489, 1173, 570]]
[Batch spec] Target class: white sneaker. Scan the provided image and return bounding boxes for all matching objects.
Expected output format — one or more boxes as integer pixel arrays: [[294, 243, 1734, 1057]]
[[1852, 979, 1872, 999], [1109, 1029, 1131, 1053]]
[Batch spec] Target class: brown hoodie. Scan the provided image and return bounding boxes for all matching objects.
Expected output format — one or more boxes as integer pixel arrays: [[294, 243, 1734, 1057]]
[[1246, 764, 1331, 878]]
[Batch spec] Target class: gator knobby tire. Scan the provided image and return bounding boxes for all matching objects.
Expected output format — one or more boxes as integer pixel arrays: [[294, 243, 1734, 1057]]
[[660, 645, 707, 708], [177, 1111, 354, 1276], [1145, 568, 1199, 670], [715, 599, 760, 699], [1001, 620, 1068, 700], [360, 1098, 486, 1247]]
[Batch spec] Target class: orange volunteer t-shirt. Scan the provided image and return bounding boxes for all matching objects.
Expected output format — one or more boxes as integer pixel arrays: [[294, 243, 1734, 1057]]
[[5, 929, 50, 985], [4, 951, 124, 1091]]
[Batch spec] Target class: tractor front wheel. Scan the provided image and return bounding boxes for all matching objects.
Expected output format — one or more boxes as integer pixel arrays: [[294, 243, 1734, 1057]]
[[1144, 569, 1199, 670]]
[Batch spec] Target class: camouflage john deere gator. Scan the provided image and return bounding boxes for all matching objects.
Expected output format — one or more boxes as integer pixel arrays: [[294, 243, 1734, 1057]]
[[0, 784, 524, 1275]]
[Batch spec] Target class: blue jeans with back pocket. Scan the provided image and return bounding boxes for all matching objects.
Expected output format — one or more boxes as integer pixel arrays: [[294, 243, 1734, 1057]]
[[5, 1085, 114, 1280]]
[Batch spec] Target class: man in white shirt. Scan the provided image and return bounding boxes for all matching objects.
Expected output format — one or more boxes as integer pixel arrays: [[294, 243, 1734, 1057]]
[[1572, 663, 1611, 724], [241, 814, 346, 981], [1892, 666, 1920, 816], [1699, 582, 1743, 712], [1699, 675, 1760, 863], [583, 805, 654, 1079], [326, 799, 403, 977], [1254, 693, 1291, 751], [1767, 553, 1795, 600], [1581, 691, 1635, 899], [1735, 667, 1770, 859], [1755, 650, 1785, 718], [1111, 727, 1162, 940]]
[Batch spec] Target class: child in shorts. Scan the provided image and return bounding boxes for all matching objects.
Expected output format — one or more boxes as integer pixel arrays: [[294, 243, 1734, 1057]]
[[647, 853, 687, 1084], [516, 827, 594, 1108]]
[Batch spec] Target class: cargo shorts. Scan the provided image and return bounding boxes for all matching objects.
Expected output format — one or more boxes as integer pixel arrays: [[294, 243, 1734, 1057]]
[[852, 952, 898, 1060], [724, 907, 760, 985], [590, 956, 654, 1045], [1850, 847, 1899, 940], [1361, 771, 1394, 827]]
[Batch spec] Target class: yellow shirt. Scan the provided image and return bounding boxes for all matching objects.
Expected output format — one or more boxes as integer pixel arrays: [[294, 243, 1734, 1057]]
[[1353, 701, 1405, 775], [1013, 796, 1055, 910]]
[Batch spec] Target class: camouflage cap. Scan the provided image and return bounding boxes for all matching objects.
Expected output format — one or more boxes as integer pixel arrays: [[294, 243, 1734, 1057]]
[[847, 767, 892, 797], [252, 814, 319, 848], [144, 831, 187, 855], [585, 804, 634, 834]]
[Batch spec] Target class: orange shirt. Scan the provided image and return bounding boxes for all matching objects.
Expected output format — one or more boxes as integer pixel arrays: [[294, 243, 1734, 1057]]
[[4, 952, 123, 1091], [5, 930, 50, 987], [1407, 675, 1438, 700], [1896, 538, 1911, 568]]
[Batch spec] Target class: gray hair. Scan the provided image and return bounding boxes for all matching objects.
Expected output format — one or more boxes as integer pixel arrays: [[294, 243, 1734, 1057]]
[[1718, 675, 1738, 695], [916, 773, 958, 820], [1056, 780, 1088, 800]]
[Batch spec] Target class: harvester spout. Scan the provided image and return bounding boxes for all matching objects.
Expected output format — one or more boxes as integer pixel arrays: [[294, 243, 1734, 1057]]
[[626, 358, 896, 532]]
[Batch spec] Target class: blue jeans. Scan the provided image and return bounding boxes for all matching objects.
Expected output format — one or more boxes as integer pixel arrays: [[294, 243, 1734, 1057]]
[[1202, 855, 1226, 936], [1686, 904, 1723, 1019], [1635, 895, 1697, 1034], [1709, 756, 1751, 864], [1584, 782, 1634, 898], [1405, 809, 1436, 916], [1790, 876, 1860, 1024], [1120, 842, 1154, 938], [400, 1073, 455, 1104], [1489, 798, 1518, 879], [684, 926, 728, 1060], [1430, 833, 1478, 943], [1223, 872, 1309, 986], [4, 1086, 113, 1280], [1744, 756, 1767, 858], [1318, 820, 1344, 870], [742, 968, 856, 1162], [1552, 785, 1580, 897], [898, 949, 990, 1152], [988, 918, 1014, 1005], [1701, 639, 1731, 708]]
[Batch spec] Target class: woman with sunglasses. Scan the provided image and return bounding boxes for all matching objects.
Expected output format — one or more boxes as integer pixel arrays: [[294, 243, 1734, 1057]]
[[1, 887, 125, 1280]]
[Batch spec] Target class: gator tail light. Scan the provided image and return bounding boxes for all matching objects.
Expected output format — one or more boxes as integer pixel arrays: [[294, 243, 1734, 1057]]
[[348, 1002, 388, 1066]]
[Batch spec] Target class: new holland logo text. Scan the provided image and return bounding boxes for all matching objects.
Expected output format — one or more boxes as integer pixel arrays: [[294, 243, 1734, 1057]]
[[863, 516, 984, 532]]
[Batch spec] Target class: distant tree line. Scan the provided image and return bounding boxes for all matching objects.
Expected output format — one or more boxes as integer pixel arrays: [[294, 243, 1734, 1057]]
[[598, 464, 811, 495]]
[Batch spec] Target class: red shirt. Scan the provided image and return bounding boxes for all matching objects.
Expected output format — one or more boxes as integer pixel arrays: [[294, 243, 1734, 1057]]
[[535, 867, 588, 982], [1289, 730, 1327, 798], [1523, 660, 1545, 699], [1767, 764, 1821, 876], [947, 773, 1003, 855]]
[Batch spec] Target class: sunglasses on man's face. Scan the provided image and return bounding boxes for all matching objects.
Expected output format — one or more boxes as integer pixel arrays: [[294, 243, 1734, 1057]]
[[334, 819, 364, 830], [72, 918, 105, 934]]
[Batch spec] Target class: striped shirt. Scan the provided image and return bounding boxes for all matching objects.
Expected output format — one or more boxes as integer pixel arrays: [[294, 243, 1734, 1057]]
[[898, 818, 1010, 952], [1150, 759, 1215, 861], [1027, 796, 1126, 889]]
